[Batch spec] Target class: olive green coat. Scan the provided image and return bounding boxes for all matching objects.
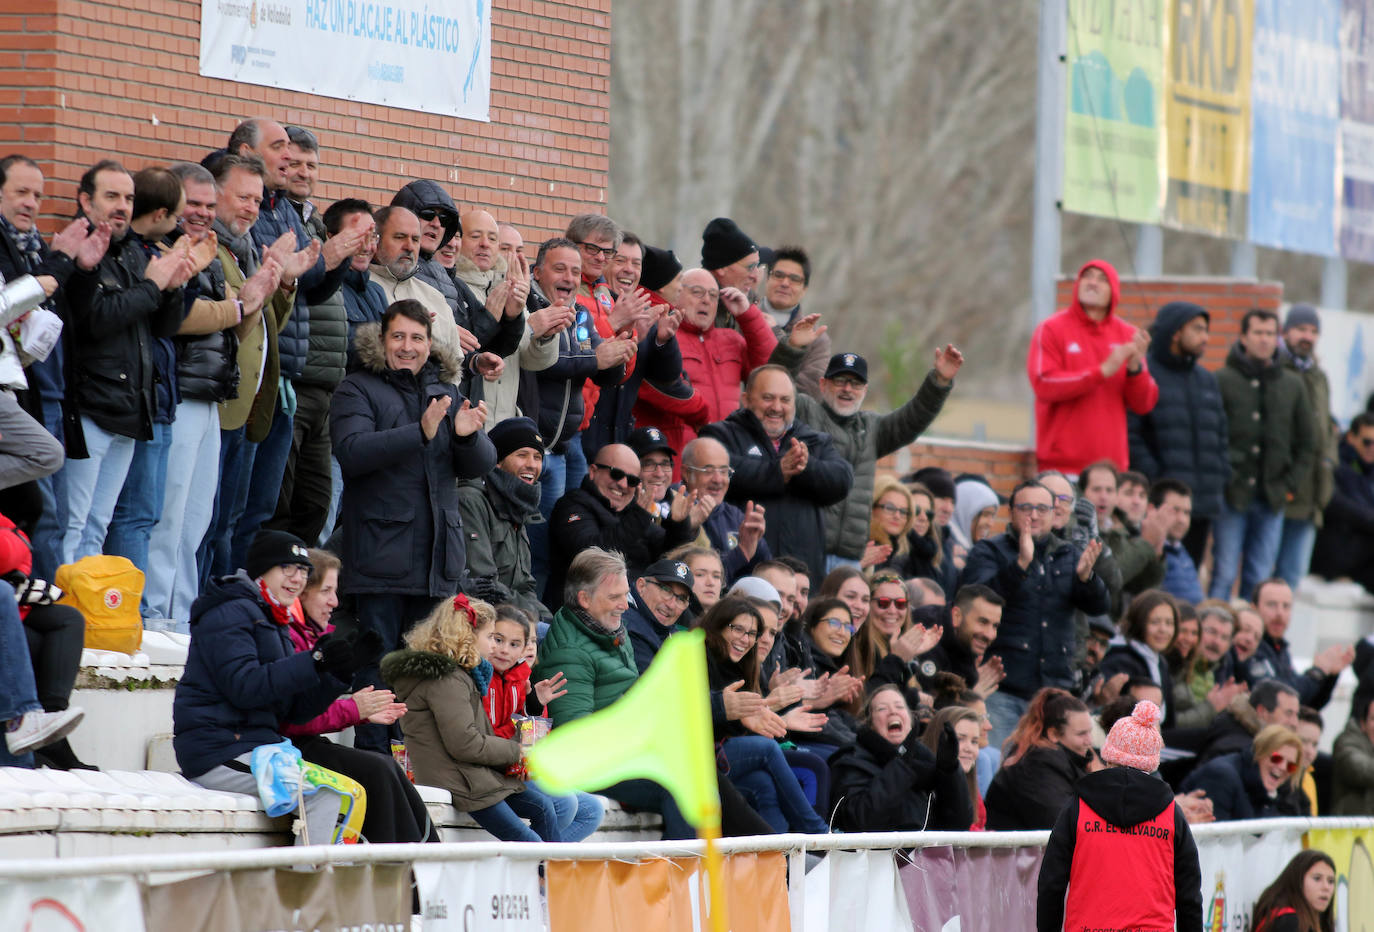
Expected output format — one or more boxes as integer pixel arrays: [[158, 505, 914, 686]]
[[1281, 351, 1334, 525], [1215, 342, 1315, 512]]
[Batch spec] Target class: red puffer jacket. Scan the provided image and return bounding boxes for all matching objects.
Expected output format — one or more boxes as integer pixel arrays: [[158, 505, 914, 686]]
[[482, 661, 533, 740]]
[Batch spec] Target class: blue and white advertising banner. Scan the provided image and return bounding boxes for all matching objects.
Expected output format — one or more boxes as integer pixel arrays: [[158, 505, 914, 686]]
[[1340, 0, 1374, 260], [199, 0, 491, 121], [1249, 0, 1341, 255]]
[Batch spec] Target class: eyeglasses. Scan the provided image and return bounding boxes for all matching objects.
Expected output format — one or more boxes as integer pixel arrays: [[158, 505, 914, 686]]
[[768, 270, 805, 285], [873, 502, 911, 518], [823, 616, 857, 634], [734, 260, 760, 272], [1052, 493, 1074, 504], [593, 463, 641, 487], [1014, 503, 1053, 514], [640, 459, 674, 473], [683, 284, 720, 301], [725, 622, 758, 643], [686, 464, 734, 479], [873, 597, 908, 610], [279, 564, 309, 579], [1267, 752, 1299, 774], [574, 240, 617, 259], [650, 580, 690, 606]]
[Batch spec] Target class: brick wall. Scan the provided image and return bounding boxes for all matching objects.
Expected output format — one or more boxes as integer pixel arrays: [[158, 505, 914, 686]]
[[1054, 276, 1285, 372], [0, 0, 610, 238]]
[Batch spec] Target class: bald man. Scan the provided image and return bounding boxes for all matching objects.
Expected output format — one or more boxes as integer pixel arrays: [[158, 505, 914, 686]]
[[545, 441, 696, 607], [454, 207, 570, 424], [681, 436, 770, 581]]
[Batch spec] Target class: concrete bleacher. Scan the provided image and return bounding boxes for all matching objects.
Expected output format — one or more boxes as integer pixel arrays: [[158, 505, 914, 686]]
[[5, 572, 1364, 860], [0, 631, 659, 860]]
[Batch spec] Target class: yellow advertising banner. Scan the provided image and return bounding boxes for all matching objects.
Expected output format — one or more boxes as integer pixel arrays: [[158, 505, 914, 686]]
[[546, 853, 789, 932], [1163, 0, 1254, 236], [1306, 827, 1374, 932]]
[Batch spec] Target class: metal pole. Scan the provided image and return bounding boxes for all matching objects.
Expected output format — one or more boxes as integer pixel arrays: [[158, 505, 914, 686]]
[[1230, 241, 1258, 279], [1030, 0, 1067, 326], [1321, 255, 1348, 309], [1134, 224, 1164, 276]]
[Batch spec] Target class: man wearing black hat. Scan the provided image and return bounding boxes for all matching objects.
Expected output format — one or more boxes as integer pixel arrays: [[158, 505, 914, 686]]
[[1127, 301, 1229, 566], [456, 416, 551, 625], [701, 217, 763, 329], [789, 347, 963, 573], [628, 426, 678, 520], [622, 558, 694, 673], [1276, 304, 1334, 589]]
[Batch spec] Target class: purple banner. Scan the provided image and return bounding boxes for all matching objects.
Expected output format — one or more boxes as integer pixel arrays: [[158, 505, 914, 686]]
[[901, 845, 1044, 932]]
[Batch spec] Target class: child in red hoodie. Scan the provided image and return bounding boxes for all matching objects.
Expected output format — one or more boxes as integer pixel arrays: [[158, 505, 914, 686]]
[[482, 605, 566, 739]]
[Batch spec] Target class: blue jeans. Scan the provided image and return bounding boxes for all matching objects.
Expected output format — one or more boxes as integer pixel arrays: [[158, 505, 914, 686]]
[[1209, 500, 1284, 601], [30, 398, 67, 582], [146, 401, 221, 623], [0, 581, 41, 767], [722, 735, 828, 834], [231, 401, 294, 572], [60, 416, 136, 565], [202, 426, 255, 584], [1275, 517, 1317, 591], [468, 783, 600, 843], [106, 422, 172, 600], [985, 690, 1030, 758], [531, 433, 587, 594], [318, 456, 344, 547]]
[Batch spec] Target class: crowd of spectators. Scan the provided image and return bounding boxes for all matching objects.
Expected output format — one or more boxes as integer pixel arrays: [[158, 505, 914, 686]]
[[3, 127, 1374, 856]]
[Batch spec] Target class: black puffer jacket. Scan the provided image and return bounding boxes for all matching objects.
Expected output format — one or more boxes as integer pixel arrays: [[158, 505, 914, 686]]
[[64, 233, 185, 440], [174, 255, 239, 403], [295, 203, 348, 390], [829, 724, 972, 832], [330, 322, 498, 596], [958, 530, 1109, 699], [985, 743, 1093, 830], [699, 408, 854, 584], [1127, 301, 1230, 519]]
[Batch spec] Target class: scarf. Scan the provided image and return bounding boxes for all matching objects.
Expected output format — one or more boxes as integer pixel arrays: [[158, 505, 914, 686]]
[[485, 466, 542, 523], [468, 657, 494, 696], [257, 579, 292, 626], [0, 214, 43, 272], [213, 217, 259, 276]]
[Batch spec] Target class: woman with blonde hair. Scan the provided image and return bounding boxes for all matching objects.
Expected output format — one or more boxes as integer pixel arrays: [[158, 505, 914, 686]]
[[1181, 724, 1307, 821], [382, 594, 603, 842]]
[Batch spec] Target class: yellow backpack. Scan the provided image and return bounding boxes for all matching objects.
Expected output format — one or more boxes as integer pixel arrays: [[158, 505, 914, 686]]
[[56, 555, 144, 654]]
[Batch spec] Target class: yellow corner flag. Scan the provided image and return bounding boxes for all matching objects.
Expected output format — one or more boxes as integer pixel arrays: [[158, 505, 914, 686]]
[[526, 629, 720, 830]]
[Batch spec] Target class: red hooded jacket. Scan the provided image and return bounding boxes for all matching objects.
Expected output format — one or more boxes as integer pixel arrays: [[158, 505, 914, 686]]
[[1027, 259, 1159, 473], [482, 660, 533, 739]]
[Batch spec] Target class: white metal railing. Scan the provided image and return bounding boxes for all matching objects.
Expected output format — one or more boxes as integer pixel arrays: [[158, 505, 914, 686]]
[[0, 817, 1367, 881]]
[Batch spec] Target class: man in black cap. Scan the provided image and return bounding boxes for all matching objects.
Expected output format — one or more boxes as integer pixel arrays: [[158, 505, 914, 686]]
[[628, 425, 677, 519], [456, 416, 551, 625], [623, 558, 694, 673], [701, 216, 762, 329], [1276, 303, 1334, 589], [788, 348, 963, 573]]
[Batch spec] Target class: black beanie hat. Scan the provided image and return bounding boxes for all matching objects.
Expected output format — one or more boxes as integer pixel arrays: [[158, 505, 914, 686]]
[[245, 530, 313, 580], [907, 467, 957, 501], [700, 217, 758, 271], [640, 245, 683, 292], [488, 416, 544, 461]]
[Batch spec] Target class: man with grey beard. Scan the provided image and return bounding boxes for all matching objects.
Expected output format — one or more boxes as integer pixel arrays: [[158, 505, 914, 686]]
[[785, 348, 963, 573]]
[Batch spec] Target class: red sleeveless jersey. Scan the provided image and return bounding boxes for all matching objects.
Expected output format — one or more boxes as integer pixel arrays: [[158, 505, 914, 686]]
[[1061, 798, 1176, 932]]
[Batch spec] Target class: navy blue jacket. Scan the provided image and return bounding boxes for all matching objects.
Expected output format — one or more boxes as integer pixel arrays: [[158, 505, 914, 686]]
[[533, 288, 623, 450], [340, 267, 389, 364], [1245, 632, 1337, 710], [582, 323, 685, 455], [1181, 750, 1306, 821], [701, 499, 772, 582], [1313, 439, 1374, 581], [622, 589, 681, 675], [1127, 302, 1230, 519], [250, 188, 345, 382], [331, 323, 498, 597], [958, 530, 1109, 698], [172, 572, 347, 778]]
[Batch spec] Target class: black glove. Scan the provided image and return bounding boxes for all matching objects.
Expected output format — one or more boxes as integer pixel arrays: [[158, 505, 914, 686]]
[[312, 631, 357, 675], [351, 629, 385, 669], [934, 722, 960, 774], [1069, 496, 1098, 551]]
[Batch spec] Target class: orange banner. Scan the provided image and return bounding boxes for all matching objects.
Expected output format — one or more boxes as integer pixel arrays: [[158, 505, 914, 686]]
[[546, 853, 789, 932]]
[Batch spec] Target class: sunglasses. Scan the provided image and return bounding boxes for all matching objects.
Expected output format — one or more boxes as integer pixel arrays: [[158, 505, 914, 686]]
[[593, 463, 641, 487], [873, 597, 908, 610], [415, 207, 449, 223], [1268, 752, 1299, 774]]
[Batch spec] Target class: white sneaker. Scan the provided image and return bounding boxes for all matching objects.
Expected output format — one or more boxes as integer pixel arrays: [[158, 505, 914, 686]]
[[5, 707, 85, 755]]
